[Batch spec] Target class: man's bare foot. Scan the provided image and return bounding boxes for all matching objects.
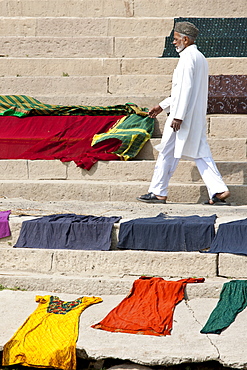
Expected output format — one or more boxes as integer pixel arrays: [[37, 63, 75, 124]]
[[155, 195, 167, 201], [207, 191, 231, 205]]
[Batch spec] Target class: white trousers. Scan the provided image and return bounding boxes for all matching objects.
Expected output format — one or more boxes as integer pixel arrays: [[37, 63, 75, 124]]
[[148, 132, 229, 199]]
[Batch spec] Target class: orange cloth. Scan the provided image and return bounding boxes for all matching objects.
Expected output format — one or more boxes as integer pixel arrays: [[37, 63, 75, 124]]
[[92, 276, 204, 336]]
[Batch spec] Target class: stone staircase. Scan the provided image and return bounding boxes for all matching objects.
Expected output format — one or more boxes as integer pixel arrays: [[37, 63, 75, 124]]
[[0, 1, 246, 205]]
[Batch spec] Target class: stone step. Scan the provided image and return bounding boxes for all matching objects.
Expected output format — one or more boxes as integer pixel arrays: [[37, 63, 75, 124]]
[[0, 159, 246, 184], [0, 271, 232, 298], [0, 36, 165, 58], [0, 247, 246, 294], [0, 17, 173, 37], [138, 138, 247, 161], [1, 57, 246, 77], [0, 0, 243, 18], [0, 75, 172, 97], [0, 179, 246, 204]]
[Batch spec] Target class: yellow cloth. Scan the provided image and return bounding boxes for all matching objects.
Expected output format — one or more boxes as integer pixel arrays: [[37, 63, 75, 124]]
[[2, 295, 102, 370]]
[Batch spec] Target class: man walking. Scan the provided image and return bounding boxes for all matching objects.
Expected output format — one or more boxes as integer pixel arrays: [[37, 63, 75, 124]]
[[137, 21, 230, 205]]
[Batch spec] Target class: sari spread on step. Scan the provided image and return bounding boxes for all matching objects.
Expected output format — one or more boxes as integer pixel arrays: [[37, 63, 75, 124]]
[[0, 95, 154, 170]]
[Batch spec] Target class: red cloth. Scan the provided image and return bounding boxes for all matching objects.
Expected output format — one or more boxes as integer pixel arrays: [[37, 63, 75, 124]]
[[0, 115, 123, 170], [92, 276, 204, 336]]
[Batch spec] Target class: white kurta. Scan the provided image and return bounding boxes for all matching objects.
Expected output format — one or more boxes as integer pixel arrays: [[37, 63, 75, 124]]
[[159, 44, 212, 159]]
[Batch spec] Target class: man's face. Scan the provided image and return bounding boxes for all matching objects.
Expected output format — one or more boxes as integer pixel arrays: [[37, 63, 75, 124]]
[[173, 31, 185, 53]]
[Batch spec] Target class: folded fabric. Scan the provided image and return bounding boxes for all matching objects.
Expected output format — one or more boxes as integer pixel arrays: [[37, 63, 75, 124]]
[[201, 280, 247, 334], [0, 95, 148, 117], [0, 210, 11, 238], [117, 213, 217, 252], [2, 295, 102, 370], [206, 218, 247, 255], [92, 276, 204, 336], [0, 99, 154, 169], [92, 114, 154, 161], [14, 214, 121, 250]]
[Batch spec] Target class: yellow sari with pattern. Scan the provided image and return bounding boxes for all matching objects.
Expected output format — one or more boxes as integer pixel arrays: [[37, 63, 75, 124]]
[[2, 295, 102, 370]]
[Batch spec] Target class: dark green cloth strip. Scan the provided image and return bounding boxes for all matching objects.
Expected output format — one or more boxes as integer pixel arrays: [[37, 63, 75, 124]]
[[162, 17, 247, 58], [200, 280, 247, 334], [0, 95, 148, 117]]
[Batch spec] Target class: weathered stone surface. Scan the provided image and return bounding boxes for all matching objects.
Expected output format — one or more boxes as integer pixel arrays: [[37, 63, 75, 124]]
[[1, 289, 247, 368], [136, 138, 247, 162], [28, 160, 68, 180], [0, 18, 36, 36], [115, 37, 165, 58], [218, 254, 247, 279], [0, 160, 28, 180], [108, 75, 172, 95], [0, 76, 108, 96], [0, 179, 245, 204], [108, 18, 173, 37], [78, 297, 218, 365], [1, 57, 246, 78], [36, 18, 109, 37], [0, 58, 121, 77], [208, 58, 247, 75], [189, 298, 247, 369], [134, 0, 245, 17], [0, 248, 52, 273], [0, 0, 134, 17], [0, 37, 114, 58], [52, 250, 217, 278], [209, 115, 247, 138]]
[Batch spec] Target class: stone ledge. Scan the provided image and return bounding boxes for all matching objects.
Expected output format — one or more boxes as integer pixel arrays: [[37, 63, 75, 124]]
[[0, 290, 247, 369]]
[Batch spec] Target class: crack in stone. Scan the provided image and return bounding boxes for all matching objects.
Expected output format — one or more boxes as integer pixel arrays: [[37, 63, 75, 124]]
[[185, 300, 222, 362]]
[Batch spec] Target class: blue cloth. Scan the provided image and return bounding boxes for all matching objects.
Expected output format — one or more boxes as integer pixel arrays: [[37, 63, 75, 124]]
[[207, 218, 247, 255], [14, 213, 121, 250], [117, 213, 217, 252]]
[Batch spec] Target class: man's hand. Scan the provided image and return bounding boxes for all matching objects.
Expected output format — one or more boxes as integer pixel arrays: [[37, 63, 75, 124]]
[[171, 118, 182, 132], [148, 105, 163, 118]]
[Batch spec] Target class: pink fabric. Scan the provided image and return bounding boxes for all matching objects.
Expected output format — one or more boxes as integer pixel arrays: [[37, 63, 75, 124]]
[[0, 210, 11, 238]]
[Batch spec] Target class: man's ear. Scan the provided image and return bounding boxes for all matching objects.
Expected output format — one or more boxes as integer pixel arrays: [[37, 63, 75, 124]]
[[183, 36, 190, 46], [184, 36, 194, 47]]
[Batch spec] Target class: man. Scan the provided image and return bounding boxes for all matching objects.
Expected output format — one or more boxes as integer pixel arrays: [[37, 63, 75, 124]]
[[137, 21, 230, 205]]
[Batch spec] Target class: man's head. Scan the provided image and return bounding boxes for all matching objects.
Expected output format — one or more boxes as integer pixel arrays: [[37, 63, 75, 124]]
[[173, 21, 199, 53]]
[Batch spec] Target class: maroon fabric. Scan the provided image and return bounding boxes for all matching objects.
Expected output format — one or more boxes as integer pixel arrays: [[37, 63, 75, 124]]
[[207, 75, 247, 114], [0, 115, 123, 169]]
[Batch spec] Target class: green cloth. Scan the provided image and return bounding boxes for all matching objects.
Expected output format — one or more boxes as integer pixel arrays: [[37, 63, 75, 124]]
[[0, 95, 148, 117], [201, 280, 247, 334], [162, 17, 247, 58], [92, 114, 154, 160]]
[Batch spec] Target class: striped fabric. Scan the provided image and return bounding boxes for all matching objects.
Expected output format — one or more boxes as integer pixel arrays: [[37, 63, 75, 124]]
[[0, 95, 149, 117], [92, 114, 154, 160]]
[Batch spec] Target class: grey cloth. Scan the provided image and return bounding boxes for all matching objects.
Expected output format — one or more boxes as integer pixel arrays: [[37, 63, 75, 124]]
[[117, 213, 217, 252], [14, 213, 121, 251]]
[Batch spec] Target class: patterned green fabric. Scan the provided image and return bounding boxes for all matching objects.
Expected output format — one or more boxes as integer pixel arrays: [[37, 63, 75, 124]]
[[92, 114, 154, 160], [200, 280, 247, 334], [162, 17, 247, 58], [0, 95, 148, 117]]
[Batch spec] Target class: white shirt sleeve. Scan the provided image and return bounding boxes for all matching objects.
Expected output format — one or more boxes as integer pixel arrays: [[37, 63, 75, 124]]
[[159, 96, 171, 113]]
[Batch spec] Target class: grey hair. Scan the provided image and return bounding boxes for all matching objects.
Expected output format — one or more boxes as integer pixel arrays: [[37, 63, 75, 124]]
[[178, 32, 195, 42]]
